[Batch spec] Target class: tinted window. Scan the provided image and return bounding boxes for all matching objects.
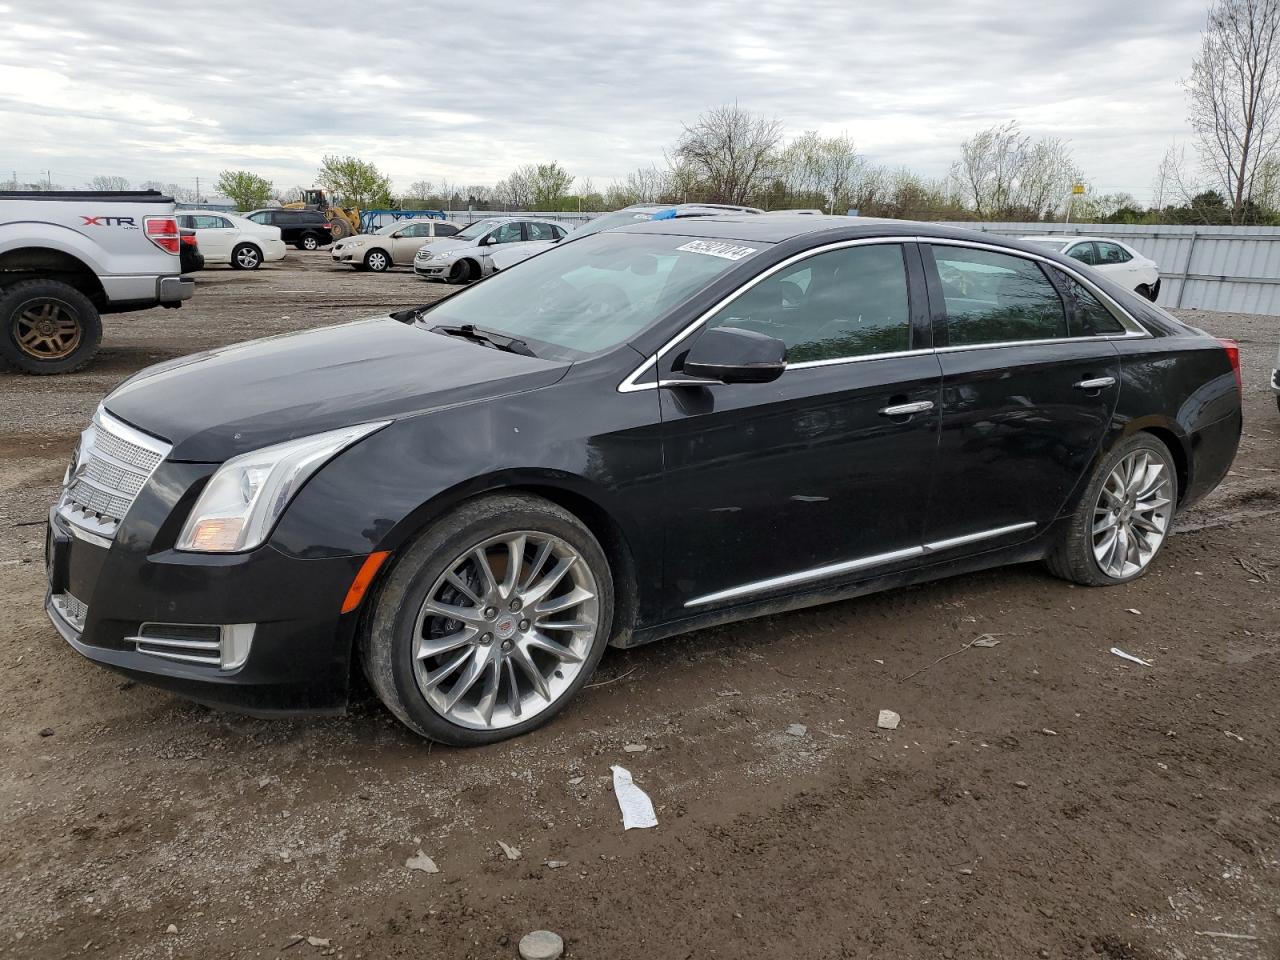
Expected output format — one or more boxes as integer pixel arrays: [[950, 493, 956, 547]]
[[491, 222, 524, 244], [399, 222, 431, 238], [177, 215, 194, 228], [1095, 241, 1132, 264], [706, 244, 911, 363], [1066, 242, 1099, 266], [245, 212, 269, 224], [931, 246, 1067, 345], [526, 222, 559, 241], [434, 223, 459, 237], [1049, 270, 1126, 336], [553, 225, 568, 239]]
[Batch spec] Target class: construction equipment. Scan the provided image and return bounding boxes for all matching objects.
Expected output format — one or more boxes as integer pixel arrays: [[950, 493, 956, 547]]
[[281, 189, 359, 240]]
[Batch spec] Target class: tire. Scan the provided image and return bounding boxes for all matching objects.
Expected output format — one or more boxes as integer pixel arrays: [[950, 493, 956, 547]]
[[0, 279, 102, 375], [329, 219, 351, 241], [447, 259, 477, 285], [1135, 283, 1151, 300], [231, 243, 262, 270], [300, 233, 320, 251], [1045, 433, 1178, 587], [364, 249, 390, 273], [360, 493, 615, 746]]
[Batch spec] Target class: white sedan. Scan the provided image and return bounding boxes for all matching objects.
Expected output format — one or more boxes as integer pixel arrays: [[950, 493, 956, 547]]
[[1021, 236, 1161, 301], [176, 211, 288, 270]]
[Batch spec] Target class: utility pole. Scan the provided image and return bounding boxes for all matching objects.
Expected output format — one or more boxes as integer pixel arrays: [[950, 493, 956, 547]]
[[195, 176, 200, 203]]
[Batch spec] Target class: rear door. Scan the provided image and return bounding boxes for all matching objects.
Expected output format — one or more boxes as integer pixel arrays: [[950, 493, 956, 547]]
[[1094, 240, 1141, 288], [200, 215, 237, 260], [658, 240, 942, 613], [919, 242, 1122, 551]]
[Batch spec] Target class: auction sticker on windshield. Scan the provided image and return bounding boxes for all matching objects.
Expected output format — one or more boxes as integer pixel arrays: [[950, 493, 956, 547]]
[[675, 240, 757, 261]]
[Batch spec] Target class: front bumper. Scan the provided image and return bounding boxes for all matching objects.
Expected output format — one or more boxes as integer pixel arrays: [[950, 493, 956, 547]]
[[44, 500, 366, 714], [414, 260, 450, 278]]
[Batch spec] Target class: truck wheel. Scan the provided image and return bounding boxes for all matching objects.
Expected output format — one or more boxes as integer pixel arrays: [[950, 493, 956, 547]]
[[329, 220, 351, 241], [0, 279, 103, 375], [232, 244, 262, 270]]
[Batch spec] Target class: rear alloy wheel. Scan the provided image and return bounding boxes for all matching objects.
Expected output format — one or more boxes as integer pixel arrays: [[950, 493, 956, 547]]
[[300, 233, 320, 251], [232, 243, 262, 270], [1046, 433, 1177, 586], [361, 494, 614, 745], [365, 249, 390, 272], [0, 279, 102, 374]]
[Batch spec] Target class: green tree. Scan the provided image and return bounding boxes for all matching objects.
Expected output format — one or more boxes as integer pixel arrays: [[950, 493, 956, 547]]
[[317, 155, 394, 208], [216, 170, 274, 210], [529, 162, 574, 209]]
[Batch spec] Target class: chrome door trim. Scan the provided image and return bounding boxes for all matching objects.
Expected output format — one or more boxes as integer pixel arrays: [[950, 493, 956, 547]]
[[683, 521, 1037, 608], [921, 521, 1036, 554], [618, 236, 923, 393]]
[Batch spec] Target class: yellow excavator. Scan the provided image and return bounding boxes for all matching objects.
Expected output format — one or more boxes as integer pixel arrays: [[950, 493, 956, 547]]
[[281, 189, 359, 240]]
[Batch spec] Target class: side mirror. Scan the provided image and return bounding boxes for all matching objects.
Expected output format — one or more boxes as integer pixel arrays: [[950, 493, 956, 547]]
[[682, 327, 786, 384]]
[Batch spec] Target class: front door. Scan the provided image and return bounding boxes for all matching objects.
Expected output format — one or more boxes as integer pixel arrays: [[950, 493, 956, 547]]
[[920, 242, 1122, 551], [392, 222, 432, 263], [658, 241, 942, 614]]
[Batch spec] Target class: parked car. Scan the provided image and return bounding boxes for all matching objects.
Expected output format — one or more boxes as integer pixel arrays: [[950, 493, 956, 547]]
[[176, 211, 286, 270], [242, 208, 333, 250], [1022, 236, 1161, 301], [45, 216, 1241, 745], [331, 219, 462, 272], [0, 189, 193, 374], [179, 228, 204, 274], [413, 217, 569, 283], [491, 202, 764, 272], [1272, 339, 1279, 412]]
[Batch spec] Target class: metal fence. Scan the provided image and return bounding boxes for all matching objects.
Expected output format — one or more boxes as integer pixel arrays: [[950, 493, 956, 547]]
[[938, 221, 1280, 316]]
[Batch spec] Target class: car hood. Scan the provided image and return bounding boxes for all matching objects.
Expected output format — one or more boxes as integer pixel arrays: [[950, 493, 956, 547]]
[[104, 318, 570, 461], [416, 238, 475, 258]]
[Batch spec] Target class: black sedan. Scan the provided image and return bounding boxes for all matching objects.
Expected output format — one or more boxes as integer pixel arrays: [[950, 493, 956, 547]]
[[45, 216, 1242, 745]]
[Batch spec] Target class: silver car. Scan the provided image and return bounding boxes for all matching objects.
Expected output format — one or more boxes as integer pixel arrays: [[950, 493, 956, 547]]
[[331, 219, 462, 272], [413, 217, 568, 284]]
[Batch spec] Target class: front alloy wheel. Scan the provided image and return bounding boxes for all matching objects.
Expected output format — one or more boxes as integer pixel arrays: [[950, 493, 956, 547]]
[[1092, 450, 1173, 578], [414, 532, 599, 730], [361, 493, 614, 745]]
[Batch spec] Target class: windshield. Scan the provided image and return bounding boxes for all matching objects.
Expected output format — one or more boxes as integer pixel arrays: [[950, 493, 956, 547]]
[[418, 232, 767, 360], [567, 208, 662, 241], [453, 219, 501, 241], [375, 221, 404, 235]]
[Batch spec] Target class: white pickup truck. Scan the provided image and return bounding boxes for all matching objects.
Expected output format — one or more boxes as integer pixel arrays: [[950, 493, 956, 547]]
[[0, 190, 194, 373]]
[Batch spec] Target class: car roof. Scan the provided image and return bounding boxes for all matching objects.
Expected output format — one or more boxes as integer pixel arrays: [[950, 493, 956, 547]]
[[616, 215, 1112, 261], [1023, 235, 1121, 244]]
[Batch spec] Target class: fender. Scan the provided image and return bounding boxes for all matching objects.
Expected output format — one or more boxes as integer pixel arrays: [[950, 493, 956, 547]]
[[0, 220, 111, 276]]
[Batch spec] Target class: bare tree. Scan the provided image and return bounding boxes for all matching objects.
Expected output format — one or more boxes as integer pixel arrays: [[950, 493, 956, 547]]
[[88, 175, 131, 191], [1185, 0, 1280, 223], [955, 121, 1080, 219], [406, 179, 434, 199], [778, 132, 864, 211], [1153, 142, 1201, 211], [673, 104, 782, 204]]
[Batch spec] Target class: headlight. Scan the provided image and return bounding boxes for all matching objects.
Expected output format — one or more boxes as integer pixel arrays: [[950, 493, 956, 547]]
[[177, 422, 389, 553], [345, 239, 366, 248]]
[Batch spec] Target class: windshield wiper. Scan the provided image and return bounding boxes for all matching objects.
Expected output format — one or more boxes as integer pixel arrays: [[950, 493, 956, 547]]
[[429, 323, 536, 357]]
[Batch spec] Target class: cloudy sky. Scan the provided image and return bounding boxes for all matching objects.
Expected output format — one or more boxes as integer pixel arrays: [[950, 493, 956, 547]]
[[2, 0, 1208, 202]]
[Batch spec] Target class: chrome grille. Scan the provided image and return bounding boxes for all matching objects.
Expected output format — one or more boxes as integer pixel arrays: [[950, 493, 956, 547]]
[[50, 592, 88, 632], [57, 409, 171, 541]]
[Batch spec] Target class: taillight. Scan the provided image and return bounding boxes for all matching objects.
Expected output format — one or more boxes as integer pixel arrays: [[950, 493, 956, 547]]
[[323, 221, 332, 229], [144, 216, 180, 255], [181, 233, 197, 246], [1217, 338, 1242, 394]]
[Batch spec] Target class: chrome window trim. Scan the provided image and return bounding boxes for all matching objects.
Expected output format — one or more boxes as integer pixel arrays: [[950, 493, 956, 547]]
[[617, 234, 1150, 393], [684, 521, 1036, 608], [923, 237, 1149, 337], [618, 236, 921, 393]]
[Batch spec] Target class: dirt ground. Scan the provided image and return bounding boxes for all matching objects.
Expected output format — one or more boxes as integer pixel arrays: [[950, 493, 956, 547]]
[[1, 252, 1278, 960]]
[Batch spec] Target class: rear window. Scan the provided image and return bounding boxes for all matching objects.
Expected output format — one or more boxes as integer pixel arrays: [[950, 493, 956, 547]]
[[931, 245, 1068, 345]]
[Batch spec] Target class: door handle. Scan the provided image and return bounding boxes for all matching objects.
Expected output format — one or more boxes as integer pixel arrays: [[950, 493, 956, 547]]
[[1073, 377, 1116, 390], [878, 400, 935, 417]]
